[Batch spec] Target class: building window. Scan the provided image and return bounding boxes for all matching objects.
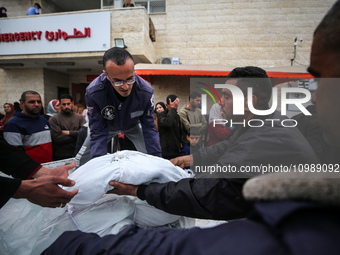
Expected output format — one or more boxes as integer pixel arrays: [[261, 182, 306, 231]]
[[134, 0, 166, 14], [102, 0, 115, 8], [101, 0, 166, 13]]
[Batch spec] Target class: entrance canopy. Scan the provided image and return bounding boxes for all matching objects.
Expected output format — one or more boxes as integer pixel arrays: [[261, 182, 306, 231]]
[[135, 64, 313, 80]]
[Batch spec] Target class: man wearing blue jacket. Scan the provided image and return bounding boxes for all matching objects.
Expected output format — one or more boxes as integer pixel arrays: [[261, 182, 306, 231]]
[[76, 47, 161, 166]]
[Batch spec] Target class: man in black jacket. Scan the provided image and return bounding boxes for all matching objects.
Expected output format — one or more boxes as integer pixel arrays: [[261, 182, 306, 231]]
[[0, 136, 78, 208], [292, 104, 338, 164], [157, 94, 182, 159]]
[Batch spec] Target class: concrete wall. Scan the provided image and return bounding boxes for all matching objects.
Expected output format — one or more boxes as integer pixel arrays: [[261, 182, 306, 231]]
[[0, 68, 69, 110], [0, 68, 44, 104], [2, 0, 335, 67], [151, 0, 335, 66], [43, 69, 69, 107], [151, 75, 191, 111], [111, 8, 156, 63]]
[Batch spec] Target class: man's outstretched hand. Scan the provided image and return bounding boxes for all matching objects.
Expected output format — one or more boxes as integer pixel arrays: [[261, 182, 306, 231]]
[[170, 155, 192, 168], [108, 181, 138, 196], [34, 161, 76, 179], [13, 176, 78, 208]]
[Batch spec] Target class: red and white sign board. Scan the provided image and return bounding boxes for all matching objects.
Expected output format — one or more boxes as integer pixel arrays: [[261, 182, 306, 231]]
[[0, 12, 111, 55]]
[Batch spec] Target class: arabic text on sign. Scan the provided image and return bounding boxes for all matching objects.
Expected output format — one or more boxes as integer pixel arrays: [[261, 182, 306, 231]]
[[45, 27, 91, 41]]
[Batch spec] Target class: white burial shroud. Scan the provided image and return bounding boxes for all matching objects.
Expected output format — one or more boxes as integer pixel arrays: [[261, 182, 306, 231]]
[[0, 151, 194, 255]]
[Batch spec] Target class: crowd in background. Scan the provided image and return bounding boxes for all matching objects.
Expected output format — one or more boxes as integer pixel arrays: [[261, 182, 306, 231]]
[[0, 95, 87, 163], [0, 89, 232, 165]]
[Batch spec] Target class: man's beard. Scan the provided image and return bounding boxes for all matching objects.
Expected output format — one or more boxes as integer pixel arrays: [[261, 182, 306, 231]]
[[63, 108, 72, 114], [25, 106, 41, 116]]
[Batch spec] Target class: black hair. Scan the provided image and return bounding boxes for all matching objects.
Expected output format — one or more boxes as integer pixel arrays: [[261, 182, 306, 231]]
[[20, 90, 40, 102], [155, 102, 166, 111], [103, 47, 134, 68], [227, 66, 269, 79], [226, 66, 273, 110], [13, 102, 20, 110], [166, 94, 178, 104], [314, 0, 340, 56], [189, 91, 201, 101], [0, 7, 7, 17], [34, 3, 41, 8], [59, 94, 73, 102]]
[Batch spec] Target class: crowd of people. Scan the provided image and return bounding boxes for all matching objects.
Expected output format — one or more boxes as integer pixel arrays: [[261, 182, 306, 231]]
[[0, 78, 232, 168], [0, 92, 86, 163], [1, 0, 340, 254]]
